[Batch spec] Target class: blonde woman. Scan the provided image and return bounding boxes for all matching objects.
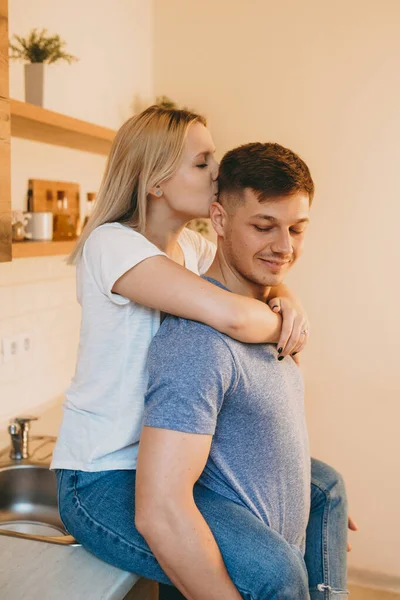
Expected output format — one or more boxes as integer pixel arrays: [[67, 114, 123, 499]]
[[51, 106, 351, 598]]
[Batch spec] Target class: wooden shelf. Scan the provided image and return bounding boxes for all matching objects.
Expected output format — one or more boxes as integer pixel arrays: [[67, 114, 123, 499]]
[[12, 239, 76, 259], [10, 99, 116, 155]]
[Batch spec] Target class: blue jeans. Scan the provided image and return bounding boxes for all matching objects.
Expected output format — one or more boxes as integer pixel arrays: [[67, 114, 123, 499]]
[[55, 458, 348, 600]]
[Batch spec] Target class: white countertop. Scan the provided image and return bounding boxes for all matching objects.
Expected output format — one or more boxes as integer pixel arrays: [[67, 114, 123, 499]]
[[0, 399, 140, 600], [0, 536, 138, 600]]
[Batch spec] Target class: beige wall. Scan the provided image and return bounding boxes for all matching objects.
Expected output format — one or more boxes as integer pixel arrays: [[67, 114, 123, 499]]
[[0, 257, 80, 427], [155, 0, 400, 580], [0, 0, 154, 426]]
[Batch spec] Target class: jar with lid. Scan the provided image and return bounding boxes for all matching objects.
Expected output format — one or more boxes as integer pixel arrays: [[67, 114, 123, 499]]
[[53, 191, 77, 240]]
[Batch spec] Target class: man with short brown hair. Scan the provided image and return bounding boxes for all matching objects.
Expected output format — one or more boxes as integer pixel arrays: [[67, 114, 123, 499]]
[[137, 143, 349, 600]]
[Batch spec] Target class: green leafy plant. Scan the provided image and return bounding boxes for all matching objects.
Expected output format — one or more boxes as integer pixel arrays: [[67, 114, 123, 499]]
[[155, 95, 178, 109], [187, 219, 210, 237], [9, 28, 78, 64], [155, 95, 196, 112]]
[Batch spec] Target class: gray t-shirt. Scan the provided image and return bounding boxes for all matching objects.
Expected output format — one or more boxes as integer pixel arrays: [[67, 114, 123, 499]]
[[144, 278, 311, 551]]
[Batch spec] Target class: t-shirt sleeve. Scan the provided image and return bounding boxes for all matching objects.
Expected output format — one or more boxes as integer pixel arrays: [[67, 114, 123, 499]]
[[83, 225, 167, 305], [183, 227, 216, 275], [144, 320, 237, 435], [197, 234, 216, 275]]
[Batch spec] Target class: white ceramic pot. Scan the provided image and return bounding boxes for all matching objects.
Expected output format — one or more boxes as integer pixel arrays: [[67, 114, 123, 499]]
[[24, 63, 45, 107]]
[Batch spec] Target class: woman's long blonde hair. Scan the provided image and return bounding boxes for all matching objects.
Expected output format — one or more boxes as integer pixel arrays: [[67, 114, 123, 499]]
[[68, 105, 206, 265]]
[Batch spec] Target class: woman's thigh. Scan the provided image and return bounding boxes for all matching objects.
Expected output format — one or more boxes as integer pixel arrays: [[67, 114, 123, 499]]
[[56, 469, 171, 584], [57, 469, 309, 600]]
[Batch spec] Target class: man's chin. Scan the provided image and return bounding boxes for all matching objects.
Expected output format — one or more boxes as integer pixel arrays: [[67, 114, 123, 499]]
[[251, 272, 285, 288], [261, 266, 287, 282]]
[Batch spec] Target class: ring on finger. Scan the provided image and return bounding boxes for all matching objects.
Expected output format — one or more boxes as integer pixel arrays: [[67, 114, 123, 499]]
[[300, 328, 309, 335]]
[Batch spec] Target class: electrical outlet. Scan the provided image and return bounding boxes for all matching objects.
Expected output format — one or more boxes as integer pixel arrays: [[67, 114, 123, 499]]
[[1, 332, 34, 363], [18, 332, 33, 354], [1, 336, 20, 363]]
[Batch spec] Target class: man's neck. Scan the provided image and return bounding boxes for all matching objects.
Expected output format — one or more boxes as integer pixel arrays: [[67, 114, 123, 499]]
[[206, 249, 271, 302]]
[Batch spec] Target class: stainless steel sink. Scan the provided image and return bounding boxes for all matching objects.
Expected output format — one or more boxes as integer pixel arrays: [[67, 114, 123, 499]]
[[0, 434, 78, 545]]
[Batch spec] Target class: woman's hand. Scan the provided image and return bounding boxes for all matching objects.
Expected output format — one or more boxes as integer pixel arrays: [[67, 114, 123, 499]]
[[347, 515, 358, 552], [267, 296, 310, 360]]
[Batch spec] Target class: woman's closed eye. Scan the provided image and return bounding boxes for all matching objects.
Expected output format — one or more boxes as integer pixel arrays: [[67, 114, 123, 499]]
[[196, 163, 208, 169]]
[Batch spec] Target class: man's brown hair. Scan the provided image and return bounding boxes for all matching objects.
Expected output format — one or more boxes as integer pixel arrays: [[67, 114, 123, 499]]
[[218, 142, 314, 208]]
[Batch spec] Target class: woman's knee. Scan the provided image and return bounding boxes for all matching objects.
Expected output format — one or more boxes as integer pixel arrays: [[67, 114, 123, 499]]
[[311, 458, 347, 509]]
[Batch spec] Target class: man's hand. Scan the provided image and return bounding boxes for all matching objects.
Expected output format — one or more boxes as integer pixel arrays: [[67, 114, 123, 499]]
[[267, 296, 310, 360], [347, 515, 358, 552]]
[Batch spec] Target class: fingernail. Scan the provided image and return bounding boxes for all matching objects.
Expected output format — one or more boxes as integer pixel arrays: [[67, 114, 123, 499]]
[[271, 305, 279, 311], [278, 356, 284, 361], [278, 347, 283, 354]]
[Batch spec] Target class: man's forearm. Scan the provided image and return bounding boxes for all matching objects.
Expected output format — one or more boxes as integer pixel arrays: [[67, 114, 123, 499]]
[[139, 501, 242, 600]]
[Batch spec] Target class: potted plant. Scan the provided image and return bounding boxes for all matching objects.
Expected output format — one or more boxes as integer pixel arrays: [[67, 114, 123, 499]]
[[186, 218, 210, 238], [9, 28, 78, 107], [155, 95, 179, 109]]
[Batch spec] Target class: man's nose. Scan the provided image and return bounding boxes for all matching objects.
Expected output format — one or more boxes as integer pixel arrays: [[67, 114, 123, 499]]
[[271, 230, 292, 255]]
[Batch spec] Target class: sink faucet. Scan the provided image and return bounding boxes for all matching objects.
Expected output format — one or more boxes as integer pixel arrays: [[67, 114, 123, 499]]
[[8, 416, 38, 460]]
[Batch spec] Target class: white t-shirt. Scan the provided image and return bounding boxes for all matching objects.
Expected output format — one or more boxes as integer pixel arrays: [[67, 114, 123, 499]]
[[51, 223, 216, 471]]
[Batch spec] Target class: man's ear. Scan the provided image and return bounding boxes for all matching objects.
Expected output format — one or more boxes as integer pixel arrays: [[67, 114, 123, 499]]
[[210, 201, 228, 237]]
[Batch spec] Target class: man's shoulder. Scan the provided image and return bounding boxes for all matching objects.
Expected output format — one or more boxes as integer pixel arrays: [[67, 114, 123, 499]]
[[156, 314, 227, 344], [150, 315, 234, 362], [147, 315, 239, 399]]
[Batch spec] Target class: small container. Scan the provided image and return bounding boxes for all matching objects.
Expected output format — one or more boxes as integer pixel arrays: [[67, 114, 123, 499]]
[[12, 222, 26, 242], [24, 211, 53, 241], [53, 191, 76, 240], [83, 192, 96, 229]]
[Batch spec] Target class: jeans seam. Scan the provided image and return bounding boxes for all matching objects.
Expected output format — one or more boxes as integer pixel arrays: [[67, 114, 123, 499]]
[[56, 470, 72, 534], [71, 471, 155, 559], [56, 469, 64, 513], [310, 476, 350, 598], [310, 480, 331, 600]]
